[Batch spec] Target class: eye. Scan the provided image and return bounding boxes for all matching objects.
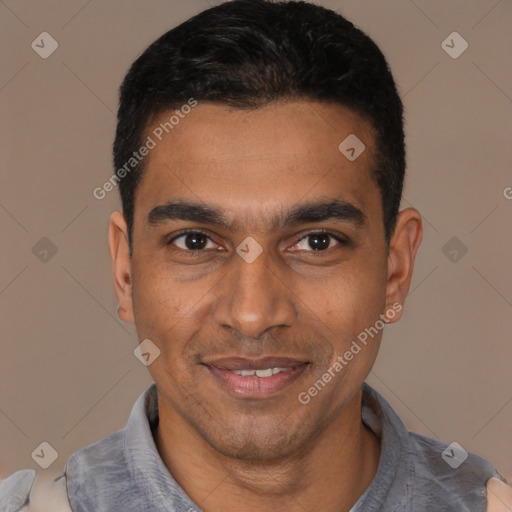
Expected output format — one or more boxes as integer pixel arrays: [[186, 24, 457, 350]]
[[290, 232, 344, 252], [169, 231, 220, 251]]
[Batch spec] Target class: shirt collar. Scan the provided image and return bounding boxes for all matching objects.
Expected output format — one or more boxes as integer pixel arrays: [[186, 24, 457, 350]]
[[350, 382, 413, 510], [121, 381, 410, 511], [123, 382, 201, 511]]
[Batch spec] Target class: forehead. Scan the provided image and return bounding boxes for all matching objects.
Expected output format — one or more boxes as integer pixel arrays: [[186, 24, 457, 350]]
[[135, 101, 381, 228]]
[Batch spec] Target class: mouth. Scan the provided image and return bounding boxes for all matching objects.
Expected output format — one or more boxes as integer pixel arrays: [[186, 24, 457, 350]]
[[203, 357, 310, 398]]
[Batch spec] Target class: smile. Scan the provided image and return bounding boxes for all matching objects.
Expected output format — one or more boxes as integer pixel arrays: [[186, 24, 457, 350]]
[[231, 367, 290, 377], [203, 357, 309, 398]]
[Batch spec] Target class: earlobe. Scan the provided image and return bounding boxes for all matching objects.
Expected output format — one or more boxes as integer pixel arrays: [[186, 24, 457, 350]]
[[384, 208, 423, 322], [109, 211, 135, 324]]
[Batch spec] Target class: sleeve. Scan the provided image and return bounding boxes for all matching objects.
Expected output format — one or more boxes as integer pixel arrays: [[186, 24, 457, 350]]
[[0, 469, 36, 512]]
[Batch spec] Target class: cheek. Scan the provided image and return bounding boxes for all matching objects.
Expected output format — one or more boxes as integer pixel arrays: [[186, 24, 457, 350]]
[[130, 262, 188, 335], [302, 266, 387, 386], [130, 259, 220, 354], [311, 262, 386, 330]]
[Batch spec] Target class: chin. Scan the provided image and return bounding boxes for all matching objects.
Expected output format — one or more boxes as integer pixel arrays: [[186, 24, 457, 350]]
[[201, 419, 312, 462]]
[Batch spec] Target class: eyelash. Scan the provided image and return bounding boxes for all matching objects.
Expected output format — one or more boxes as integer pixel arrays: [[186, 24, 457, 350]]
[[166, 229, 349, 253]]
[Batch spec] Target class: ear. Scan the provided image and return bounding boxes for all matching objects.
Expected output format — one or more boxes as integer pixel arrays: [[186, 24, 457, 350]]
[[109, 211, 135, 324], [384, 207, 423, 323]]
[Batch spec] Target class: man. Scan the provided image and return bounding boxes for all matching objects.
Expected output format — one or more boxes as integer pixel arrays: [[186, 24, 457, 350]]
[[1, 0, 511, 510]]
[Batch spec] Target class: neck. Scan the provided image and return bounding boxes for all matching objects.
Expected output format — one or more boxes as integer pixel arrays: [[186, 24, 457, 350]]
[[155, 389, 381, 512]]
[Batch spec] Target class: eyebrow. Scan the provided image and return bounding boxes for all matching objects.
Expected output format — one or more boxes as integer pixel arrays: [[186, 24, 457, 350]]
[[146, 199, 366, 231]]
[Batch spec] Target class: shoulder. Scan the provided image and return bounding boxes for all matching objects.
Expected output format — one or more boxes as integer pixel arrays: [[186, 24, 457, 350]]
[[0, 431, 126, 512], [0, 469, 71, 512], [64, 429, 132, 508], [409, 432, 497, 480], [0, 469, 35, 511], [486, 477, 512, 512], [65, 428, 125, 477], [406, 432, 501, 509]]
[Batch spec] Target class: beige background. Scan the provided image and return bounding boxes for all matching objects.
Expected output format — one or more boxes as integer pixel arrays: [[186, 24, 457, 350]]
[[1, 0, 511, 484]]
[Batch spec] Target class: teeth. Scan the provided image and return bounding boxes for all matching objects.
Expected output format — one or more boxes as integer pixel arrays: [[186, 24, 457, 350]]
[[255, 368, 273, 378], [271, 367, 289, 375], [232, 367, 289, 377]]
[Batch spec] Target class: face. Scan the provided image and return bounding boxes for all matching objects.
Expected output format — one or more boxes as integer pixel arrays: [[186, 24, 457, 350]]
[[110, 101, 421, 461]]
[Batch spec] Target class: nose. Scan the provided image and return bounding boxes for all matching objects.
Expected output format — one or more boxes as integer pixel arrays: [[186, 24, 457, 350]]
[[212, 247, 297, 339]]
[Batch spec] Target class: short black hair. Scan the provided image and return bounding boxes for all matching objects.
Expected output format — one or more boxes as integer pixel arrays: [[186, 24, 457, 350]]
[[114, 0, 405, 249]]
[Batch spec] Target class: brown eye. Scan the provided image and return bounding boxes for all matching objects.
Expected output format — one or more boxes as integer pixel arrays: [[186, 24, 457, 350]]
[[306, 233, 332, 251], [170, 232, 217, 251], [291, 233, 342, 252]]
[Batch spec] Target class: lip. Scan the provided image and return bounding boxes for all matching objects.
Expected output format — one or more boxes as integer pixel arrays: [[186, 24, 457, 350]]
[[203, 356, 310, 398], [204, 356, 307, 370]]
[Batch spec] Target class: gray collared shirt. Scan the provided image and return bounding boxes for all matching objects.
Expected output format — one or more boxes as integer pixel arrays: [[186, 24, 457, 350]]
[[0, 382, 503, 511]]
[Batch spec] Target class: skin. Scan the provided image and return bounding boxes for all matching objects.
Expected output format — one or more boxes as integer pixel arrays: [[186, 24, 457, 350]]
[[109, 100, 423, 512]]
